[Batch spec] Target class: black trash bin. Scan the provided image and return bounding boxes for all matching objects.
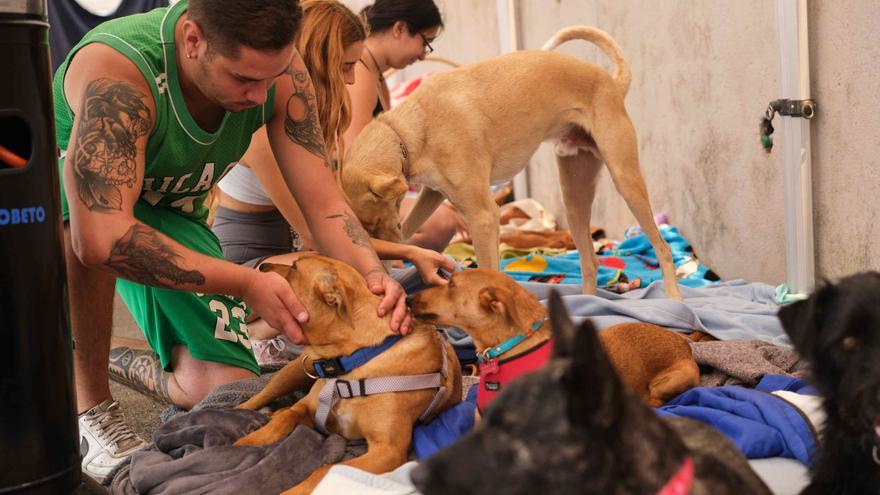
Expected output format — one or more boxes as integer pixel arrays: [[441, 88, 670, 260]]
[[0, 1, 80, 493]]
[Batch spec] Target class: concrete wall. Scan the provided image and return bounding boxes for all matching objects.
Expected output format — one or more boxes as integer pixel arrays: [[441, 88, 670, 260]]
[[387, 0, 879, 286]]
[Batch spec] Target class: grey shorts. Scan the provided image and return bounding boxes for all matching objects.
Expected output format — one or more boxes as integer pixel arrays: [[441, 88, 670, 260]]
[[212, 206, 299, 268]]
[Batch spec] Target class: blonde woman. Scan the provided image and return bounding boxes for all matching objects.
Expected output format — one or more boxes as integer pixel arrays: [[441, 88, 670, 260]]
[[213, 0, 454, 364], [346, 0, 464, 251]]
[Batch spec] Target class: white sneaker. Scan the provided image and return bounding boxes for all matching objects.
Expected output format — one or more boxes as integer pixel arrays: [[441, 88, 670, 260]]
[[78, 399, 146, 483], [252, 335, 302, 368]]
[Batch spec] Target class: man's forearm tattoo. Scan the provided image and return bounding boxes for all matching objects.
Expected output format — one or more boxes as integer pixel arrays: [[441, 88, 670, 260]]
[[109, 346, 172, 404], [105, 224, 206, 289], [71, 78, 151, 212], [284, 67, 330, 165], [326, 211, 371, 248]]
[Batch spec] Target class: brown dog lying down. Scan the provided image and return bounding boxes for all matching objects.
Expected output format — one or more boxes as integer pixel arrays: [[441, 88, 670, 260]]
[[456, 229, 577, 250], [342, 26, 682, 299], [500, 230, 577, 250], [234, 256, 461, 495], [410, 268, 698, 412]]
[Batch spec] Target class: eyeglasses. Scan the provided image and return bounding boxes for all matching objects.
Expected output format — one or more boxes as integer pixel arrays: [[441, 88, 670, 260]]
[[419, 33, 434, 54]]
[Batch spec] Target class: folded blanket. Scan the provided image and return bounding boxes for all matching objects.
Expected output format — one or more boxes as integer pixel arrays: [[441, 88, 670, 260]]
[[691, 339, 809, 387]]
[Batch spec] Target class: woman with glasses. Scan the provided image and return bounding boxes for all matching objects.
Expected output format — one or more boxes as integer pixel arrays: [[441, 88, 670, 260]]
[[345, 0, 465, 253]]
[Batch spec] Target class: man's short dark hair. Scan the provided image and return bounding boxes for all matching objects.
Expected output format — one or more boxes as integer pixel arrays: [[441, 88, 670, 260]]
[[188, 0, 303, 57]]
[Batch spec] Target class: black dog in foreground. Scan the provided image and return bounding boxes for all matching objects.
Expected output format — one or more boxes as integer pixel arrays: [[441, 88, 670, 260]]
[[411, 291, 770, 495], [778, 272, 880, 495]]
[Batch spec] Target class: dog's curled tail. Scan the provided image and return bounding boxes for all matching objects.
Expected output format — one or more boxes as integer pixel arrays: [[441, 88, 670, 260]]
[[541, 26, 631, 95]]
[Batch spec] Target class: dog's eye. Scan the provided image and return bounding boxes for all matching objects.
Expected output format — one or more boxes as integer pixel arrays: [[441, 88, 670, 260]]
[[842, 336, 857, 350]]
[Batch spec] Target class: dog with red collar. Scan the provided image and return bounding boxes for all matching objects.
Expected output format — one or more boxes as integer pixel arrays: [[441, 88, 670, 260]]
[[410, 268, 699, 414], [410, 291, 772, 495]]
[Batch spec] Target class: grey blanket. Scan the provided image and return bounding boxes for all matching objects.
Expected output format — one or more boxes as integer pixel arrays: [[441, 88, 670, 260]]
[[691, 339, 810, 387], [521, 279, 790, 345], [109, 374, 365, 494]]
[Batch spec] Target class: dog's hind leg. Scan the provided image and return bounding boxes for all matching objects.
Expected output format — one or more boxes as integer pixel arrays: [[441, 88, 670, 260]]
[[556, 148, 603, 294], [646, 361, 700, 407], [401, 187, 446, 241], [589, 109, 683, 300]]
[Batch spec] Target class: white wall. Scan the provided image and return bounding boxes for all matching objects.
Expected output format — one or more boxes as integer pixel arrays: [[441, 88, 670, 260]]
[[376, 0, 879, 285]]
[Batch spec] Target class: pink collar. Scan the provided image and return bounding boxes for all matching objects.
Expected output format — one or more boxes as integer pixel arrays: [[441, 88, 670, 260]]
[[477, 339, 553, 412], [657, 457, 694, 495]]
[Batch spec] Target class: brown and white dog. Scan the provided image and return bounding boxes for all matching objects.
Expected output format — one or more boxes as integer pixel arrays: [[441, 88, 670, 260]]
[[342, 26, 682, 299], [409, 268, 699, 413], [235, 256, 461, 495]]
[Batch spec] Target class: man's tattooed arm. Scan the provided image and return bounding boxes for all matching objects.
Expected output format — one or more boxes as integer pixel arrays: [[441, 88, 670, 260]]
[[283, 66, 331, 167], [105, 224, 206, 289], [325, 211, 372, 248], [71, 78, 151, 212]]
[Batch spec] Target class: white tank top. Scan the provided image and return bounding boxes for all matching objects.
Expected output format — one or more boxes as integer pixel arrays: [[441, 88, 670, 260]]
[[217, 163, 274, 206]]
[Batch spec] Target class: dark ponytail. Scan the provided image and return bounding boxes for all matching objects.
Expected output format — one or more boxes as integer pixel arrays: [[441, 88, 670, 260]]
[[360, 0, 443, 35]]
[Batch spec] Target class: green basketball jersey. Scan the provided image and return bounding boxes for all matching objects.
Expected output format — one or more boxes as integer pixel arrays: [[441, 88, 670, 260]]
[[54, 0, 275, 224]]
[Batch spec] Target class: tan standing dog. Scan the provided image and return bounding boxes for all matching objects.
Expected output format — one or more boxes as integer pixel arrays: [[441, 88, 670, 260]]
[[409, 269, 698, 409], [342, 26, 682, 299], [235, 256, 462, 495]]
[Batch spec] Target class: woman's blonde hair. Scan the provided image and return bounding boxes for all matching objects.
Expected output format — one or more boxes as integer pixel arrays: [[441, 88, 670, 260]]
[[297, 0, 366, 172]]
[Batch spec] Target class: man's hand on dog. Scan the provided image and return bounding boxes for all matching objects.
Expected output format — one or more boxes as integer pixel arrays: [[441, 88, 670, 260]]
[[243, 269, 310, 344], [409, 246, 456, 286], [366, 269, 412, 334]]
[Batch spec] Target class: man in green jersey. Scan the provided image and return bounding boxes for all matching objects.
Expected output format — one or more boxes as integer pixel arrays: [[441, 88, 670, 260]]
[[56, 0, 409, 481]]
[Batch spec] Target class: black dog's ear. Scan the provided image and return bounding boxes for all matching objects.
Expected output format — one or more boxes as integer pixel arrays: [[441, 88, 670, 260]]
[[548, 290, 576, 359], [548, 291, 626, 425], [568, 318, 627, 425], [778, 282, 835, 356]]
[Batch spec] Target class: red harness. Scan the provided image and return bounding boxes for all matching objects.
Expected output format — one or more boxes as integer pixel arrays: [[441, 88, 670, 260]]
[[477, 339, 553, 413]]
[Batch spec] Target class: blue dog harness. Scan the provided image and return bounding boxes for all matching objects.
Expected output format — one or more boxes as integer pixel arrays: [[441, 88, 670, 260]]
[[312, 335, 401, 378]]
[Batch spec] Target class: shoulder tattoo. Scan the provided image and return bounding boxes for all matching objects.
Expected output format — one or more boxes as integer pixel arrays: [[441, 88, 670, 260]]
[[71, 78, 151, 212], [283, 67, 330, 166]]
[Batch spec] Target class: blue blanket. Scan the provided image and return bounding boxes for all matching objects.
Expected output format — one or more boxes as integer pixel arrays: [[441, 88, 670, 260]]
[[412, 385, 477, 459], [656, 375, 817, 465], [500, 225, 717, 291]]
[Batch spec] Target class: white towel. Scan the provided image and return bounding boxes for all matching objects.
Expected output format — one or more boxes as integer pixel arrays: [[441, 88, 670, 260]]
[[771, 390, 826, 437], [312, 461, 422, 495], [499, 198, 557, 235]]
